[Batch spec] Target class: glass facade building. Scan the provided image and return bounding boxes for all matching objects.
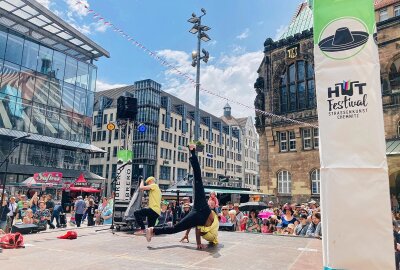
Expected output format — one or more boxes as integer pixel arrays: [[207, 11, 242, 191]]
[[0, 1, 108, 184]]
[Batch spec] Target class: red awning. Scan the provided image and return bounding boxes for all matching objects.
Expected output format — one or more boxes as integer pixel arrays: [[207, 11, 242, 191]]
[[69, 187, 101, 193]]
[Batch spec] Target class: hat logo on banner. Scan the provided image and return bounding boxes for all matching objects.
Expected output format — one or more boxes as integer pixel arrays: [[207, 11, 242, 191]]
[[327, 79, 368, 120], [318, 18, 369, 60]]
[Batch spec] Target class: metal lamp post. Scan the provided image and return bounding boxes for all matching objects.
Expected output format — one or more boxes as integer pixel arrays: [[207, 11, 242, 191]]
[[188, 8, 211, 142]]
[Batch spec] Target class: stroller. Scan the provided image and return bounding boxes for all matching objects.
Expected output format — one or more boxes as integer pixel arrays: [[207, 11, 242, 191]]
[[59, 213, 67, 228], [123, 179, 144, 231]]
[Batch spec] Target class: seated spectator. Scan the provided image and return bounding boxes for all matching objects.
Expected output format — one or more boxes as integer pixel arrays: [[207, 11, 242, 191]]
[[273, 208, 282, 221], [219, 206, 230, 223], [295, 214, 310, 236], [33, 201, 51, 230], [23, 209, 34, 224], [157, 200, 173, 227], [246, 209, 261, 233], [281, 205, 297, 228], [228, 210, 239, 231], [282, 223, 295, 235], [261, 219, 273, 234], [16, 201, 30, 222], [240, 216, 248, 232], [306, 212, 322, 238], [208, 191, 219, 209]]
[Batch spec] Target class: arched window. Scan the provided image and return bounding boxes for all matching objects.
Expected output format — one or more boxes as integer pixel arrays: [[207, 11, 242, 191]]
[[280, 61, 315, 113], [398, 120, 400, 137], [311, 169, 321, 195], [389, 58, 400, 92], [277, 170, 291, 194]]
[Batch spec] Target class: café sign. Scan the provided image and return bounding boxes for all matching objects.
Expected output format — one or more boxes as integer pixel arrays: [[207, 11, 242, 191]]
[[33, 172, 62, 184]]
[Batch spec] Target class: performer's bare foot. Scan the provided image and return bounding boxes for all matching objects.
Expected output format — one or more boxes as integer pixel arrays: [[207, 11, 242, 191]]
[[134, 230, 145, 235], [146, 227, 154, 242]]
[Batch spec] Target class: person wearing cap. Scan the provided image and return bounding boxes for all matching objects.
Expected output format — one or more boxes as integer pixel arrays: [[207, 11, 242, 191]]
[[74, 196, 86, 227], [134, 176, 161, 235], [156, 200, 172, 227], [294, 213, 310, 236], [146, 144, 219, 249], [281, 205, 297, 228]]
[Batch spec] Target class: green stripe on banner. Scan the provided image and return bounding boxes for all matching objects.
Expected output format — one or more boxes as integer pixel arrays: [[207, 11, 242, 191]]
[[313, 0, 375, 44]]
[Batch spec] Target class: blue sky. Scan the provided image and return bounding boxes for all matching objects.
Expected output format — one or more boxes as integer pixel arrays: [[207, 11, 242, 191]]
[[38, 0, 305, 117]]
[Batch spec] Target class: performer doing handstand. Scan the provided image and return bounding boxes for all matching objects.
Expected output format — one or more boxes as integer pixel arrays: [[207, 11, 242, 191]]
[[146, 144, 219, 249]]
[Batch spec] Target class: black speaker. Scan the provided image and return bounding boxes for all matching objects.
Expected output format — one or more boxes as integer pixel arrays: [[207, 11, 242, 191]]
[[219, 223, 235, 231], [11, 223, 39, 234], [117, 96, 138, 121]]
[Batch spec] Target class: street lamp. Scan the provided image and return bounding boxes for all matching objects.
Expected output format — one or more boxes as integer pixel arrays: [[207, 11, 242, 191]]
[[188, 8, 211, 142]]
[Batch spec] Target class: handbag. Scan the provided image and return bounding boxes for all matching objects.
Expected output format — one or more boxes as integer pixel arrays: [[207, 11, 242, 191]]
[[0, 232, 24, 249]]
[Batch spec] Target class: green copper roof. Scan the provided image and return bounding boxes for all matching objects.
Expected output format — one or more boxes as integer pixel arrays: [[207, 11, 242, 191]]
[[279, 3, 313, 40]]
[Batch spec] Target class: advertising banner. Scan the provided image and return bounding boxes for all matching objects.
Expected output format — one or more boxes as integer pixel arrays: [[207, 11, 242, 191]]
[[33, 172, 62, 184], [115, 150, 133, 201], [313, 0, 394, 269]]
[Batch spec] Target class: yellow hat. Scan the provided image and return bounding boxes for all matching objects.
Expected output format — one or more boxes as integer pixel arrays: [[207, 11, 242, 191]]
[[145, 176, 155, 184]]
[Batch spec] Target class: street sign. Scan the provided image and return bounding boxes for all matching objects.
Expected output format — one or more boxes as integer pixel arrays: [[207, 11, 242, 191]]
[[107, 122, 116, 131]]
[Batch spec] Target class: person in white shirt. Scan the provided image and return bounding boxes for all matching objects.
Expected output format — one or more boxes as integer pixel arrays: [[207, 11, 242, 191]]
[[6, 196, 18, 232]]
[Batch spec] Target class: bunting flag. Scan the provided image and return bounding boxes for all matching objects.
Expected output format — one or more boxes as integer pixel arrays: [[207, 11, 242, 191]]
[[313, 0, 394, 269]]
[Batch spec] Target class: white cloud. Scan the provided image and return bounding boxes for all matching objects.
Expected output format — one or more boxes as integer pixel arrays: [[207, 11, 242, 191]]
[[65, 0, 89, 17], [36, 0, 52, 9], [207, 40, 217, 47], [96, 80, 128, 92], [94, 21, 110, 33], [158, 50, 263, 118], [236, 28, 250, 40], [231, 44, 246, 55], [69, 22, 91, 35], [274, 24, 288, 41]]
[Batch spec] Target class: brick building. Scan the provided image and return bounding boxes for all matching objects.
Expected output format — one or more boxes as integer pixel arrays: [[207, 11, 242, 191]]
[[255, 0, 400, 203]]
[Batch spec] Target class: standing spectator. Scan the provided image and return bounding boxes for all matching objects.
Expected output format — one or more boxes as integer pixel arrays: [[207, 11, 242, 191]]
[[208, 200, 217, 213], [82, 196, 89, 224], [281, 205, 297, 228], [308, 200, 318, 215], [34, 201, 51, 231], [295, 214, 310, 236], [86, 199, 95, 226], [74, 196, 86, 227], [393, 195, 399, 213], [233, 203, 244, 223], [169, 200, 181, 225], [265, 201, 275, 213], [227, 201, 234, 211], [246, 209, 261, 233], [306, 212, 322, 238], [157, 200, 173, 227], [179, 203, 192, 243], [0, 196, 10, 231], [6, 196, 18, 232], [101, 204, 113, 225], [94, 209, 101, 225], [46, 194, 55, 229], [51, 203, 63, 228], [17, 195, 27, 210], [181, 197, 190, 212]]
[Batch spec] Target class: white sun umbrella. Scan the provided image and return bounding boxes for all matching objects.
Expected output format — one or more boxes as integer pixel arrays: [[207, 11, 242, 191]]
[[21, 177, 37, 187]]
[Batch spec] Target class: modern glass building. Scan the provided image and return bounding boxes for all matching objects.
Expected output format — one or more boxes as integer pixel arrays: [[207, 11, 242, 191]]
[[0, 0, 109, 185]]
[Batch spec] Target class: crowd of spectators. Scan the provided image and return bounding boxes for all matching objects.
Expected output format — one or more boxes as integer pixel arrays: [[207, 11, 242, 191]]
[[0, 192, 115, 232]]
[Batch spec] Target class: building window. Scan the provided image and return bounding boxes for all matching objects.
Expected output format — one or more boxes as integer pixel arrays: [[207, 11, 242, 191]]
[[380, 8, 389, 21], [103, 114, 108, 124], [277, 170, 291, 194], [395, 5, 400, 17], [113, 146, 118, 157], [159, 166, 171, 180], [302, 128, 319, 150], [279, 132, 288, 152], [311, 169, 321, 195], [289, 131, 296, 151], [303, 128, 312, 150], [398, 120, 400, 137], [280, 61, 315, 113]]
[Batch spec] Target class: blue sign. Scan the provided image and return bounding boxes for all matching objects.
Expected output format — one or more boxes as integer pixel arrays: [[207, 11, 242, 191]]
[[137, 124, 147, 133]]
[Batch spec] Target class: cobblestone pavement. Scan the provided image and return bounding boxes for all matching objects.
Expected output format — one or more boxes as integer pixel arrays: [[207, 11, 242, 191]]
[[0, 226, 322, 270]]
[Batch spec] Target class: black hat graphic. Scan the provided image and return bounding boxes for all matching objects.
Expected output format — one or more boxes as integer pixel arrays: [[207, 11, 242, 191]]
[[318, 27, 369, 52]]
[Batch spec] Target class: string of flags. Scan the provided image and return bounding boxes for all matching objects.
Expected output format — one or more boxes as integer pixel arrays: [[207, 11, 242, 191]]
[[75, 0, 318, 128]]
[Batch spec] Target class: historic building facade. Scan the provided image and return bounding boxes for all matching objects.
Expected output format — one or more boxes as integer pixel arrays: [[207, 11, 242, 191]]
[[255, 1, 400, 202]]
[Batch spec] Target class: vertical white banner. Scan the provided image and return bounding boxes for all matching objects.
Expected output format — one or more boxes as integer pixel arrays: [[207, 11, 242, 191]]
[[115, 163, 132, 201], [313, 0, 394, 269]]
